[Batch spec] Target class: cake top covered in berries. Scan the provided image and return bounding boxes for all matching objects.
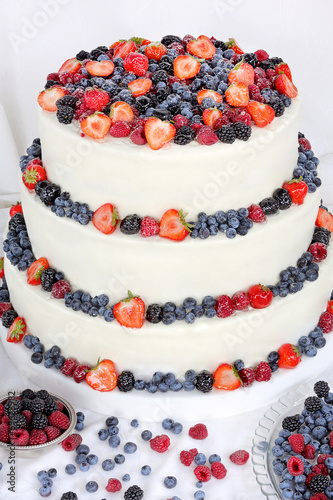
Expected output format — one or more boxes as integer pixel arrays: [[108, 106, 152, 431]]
[[37, 35, 298, 150]]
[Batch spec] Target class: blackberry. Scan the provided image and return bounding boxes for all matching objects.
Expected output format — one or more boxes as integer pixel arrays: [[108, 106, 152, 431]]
[[259, 60, 275, 71], [237, 52, 258, 68], [232, 122, 252, 141], [45, 80, 59, 89], [298, 132, 305, 139], [117, 371, 135, 392], [39, 182, 61, 206], [60, 493, 78, 500], [270, 57, 283, 66], [155, 86, 171, 103], [36, 389, 51, 400], [270, 99, 285, 117], [124, 485, 144, 500], [304, 396, 322, 412], [312, 227, 331, 246], [35, 180, 49, 197], [146, 304, 163, 323], [2, 309, 18, 328], [30, 397, 45, 414], [31, 413, 49, 429], [10, 413, 27, 429], [151, 70, 169, 85], [21, 398, 32, 411], [195, 370, 214, 393], [216, 125, 236, 144], [21, 388, 36, 400], [43, 398, 58, 416], [8, 213, 25, 232], [259, 197, 279, 215], [314, 380, 330, 398], [282, 415, 301, 432], [174, 126, 196, 145], [273, 188, 292, 210], [56, 105, 75, 124], [151, 108, 173, 121], [41, 268, 57, 292], [76, 50, 90, 61], [135, 96, 152, 114], [161, 35, 182, 46], [214, 40, 227, 51], [120, 215, 142, 235], [90, 47, 107, 60], [4, 398, 22, 416], [309, 474, 330, 493], [56, 95, 78, 109], [159, 55, 174, 74]]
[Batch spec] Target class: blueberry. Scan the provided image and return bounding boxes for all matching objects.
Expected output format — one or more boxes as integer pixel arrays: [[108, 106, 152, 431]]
[[65, 464, 76, 475], [134, 380, 146, 390], [209, 453, 221, 463], [158, 382, 169, 392], [106, 416, 119, 426], [164, 373, 176, 386], [108, 435, 120, 448], [172, 422, 183, 434], [175, 306, 186, 319], [87, 454, 98, 465], [141, 465, 151, 476], [102, 459, 115, 471], [162, 418, 174, 430], [122, 474, 131, 481], [86, 480, 98, 493], [37, 470, 48, 482], [164, 476, 177, 489], [195, 453, 206, 465], [108, 425, 119, 436], [183, 297, 197, 310], [130, 419, 139, 428], [146, 381, 158, 393], [75, 453, 87, 464], [141, 430, 152, 441], [194, 492, 205, 500], [79, 461, 90, 472], [183, 381, 195, 391], [31, 352, 43, 364], [39, 485, 52, 497], [76, 444, 89, 455], [23, 335, 34, 349]]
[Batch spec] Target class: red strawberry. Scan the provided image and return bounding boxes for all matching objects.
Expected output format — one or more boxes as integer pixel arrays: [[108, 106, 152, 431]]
[[0, 257, 4, 280], [22, 164, 47, 192], [159, 209, 192, 241], [197, 89, 223, 105], [226, 38, 244, 55], [37, 86, 67, 112], [84, 88, 109, 111], [140, 216, 160, 237], [211, 462, 227, 479], [278, 343, 302, 369], [189, 423, 208, 440], [150, 434, 170, 453], [113, 40, 137, 59], [318, 312, 333, 333], [202, 108, 223, 127], [128, 78, 152, 97], [130, 125, 147, 145], [308, 242, 327, 263], [231, 291, 250, 311], [51, 279, 71, 299], [48, 410, 70, 430], [144, 117, 176, 150], [238, 368, 255, 387], [0, 423, 9, 443], [213, 363, 241, 391], [275, 74, 298, 98], [113, 291, 145, 329], [124, 52, 149, 76], [73, 364, 91, 384], [29, 429, 47, 445], [229, 450, 249, 465], [27, 257, 49, 286], [92, 203, 119, 235], [109, 121, 131, 137], [81, 112, 111, 139], [44, 425, 61, 441], [61, 433, 82, 451], [61, 358, 79, 377], [316, 207, 333, 233], [6, 317, 26, 343], [255, 49, 269, 62], [225, 82, 249, 107], [327, 301, 333, 315], [110, 101, 134, 123], [187, 35, 216, 59], [194, 465, 211, 482], [106, 478, 122, 493], [275, 62, 292, 81], [247, 284, 273, 309], [145, 42, 167, 61], [229, 62, 254, 86], [85, 60, 114, 77], [173, 55, 200, 80], [9, 203, 23, 218], [215, 295, 235, 318], [254, 361, 272, 382], [58, 57, 81, 74], [248, 204, 266, 223], [282, 179, 308, 205], [86, 359, 118, 392], [10, 428, 30, 446], [247, 101, 275, 127]]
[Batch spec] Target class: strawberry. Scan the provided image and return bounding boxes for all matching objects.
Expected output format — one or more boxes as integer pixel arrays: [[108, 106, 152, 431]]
[[215, 295, 235, 318], [308, 242, 327, 262], [109, 121, 131, 137], [61, 433, 82, 451], [246, 101, 275, 127], [327, 300, 333, 315], [145, 42, 167, 61], [9, 203, 23, 218], [0, 303, 13, 318], [106, 478, 122, 493], [124, 52, 149, 76], [128, 78, 152, 97], [113, 40, 137, 59], [187, 35, 216, 59], [282, 179, 308, 205], [27, 257, 49, 286], [202, 108, 223, 127], [231, 291, 250, 311], [247, 284, 273, 309], [110, 101, 134, 123], [229, 450, 249, 465], [316, 207, 333, 233], [140, 216, 160, 237], [159, 209, 192, 241], [144, 117, 176, 150], [248, 204, 266, 223], [37, 86, 67, 112], [255, 49, 269, 62], [228, 62, 254, 86], [0, 257, 4, 280], [85, 60, 114, 77], [197, 89, 223, 105], [80, 112, 111, 139], [149, 434, 171, 453], [275, 62, 292, 81], [225, 82, 249, 107], [22, 164, 47, 191], [277, 343, 301, 369], [213, 363, 241, 391], [58, 57, 81, 74], [189, 423, 208, 440], [129, 37, 151, 46], [113, 291, 145, 329], [6, 317, 26, 343], [173, 55, 200, 80], [226, 38, 244, 55], [84, 88, 109, 111], [275, 74, 298, 98]]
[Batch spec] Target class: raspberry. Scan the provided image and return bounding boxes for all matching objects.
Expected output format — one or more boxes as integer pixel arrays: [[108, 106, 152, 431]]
[[211, 461, 227, 479], [29, 428, 47, 445], [248, 84, 265, 102], [196, 126, 218, 146], [215, 295, 235, 318], [302, 444, 316, 460], [310, 493, 329, 500], [47, 72, 60, 82], [61, 358, 79, 377], [56, 400, 64, 412], [59, 72, 74, 85], [106, 478, 122, 493], [130, 125, 147, 145], [48, 411, 70, 430], [317, 454, 333, 465], [247, 204, 266, 223], [1, 415, 9, 425], [299, 137, 311, 150], [254, 361, 272, 382], [287, 456, 304, 476], [140, 216, 160, 237], [305, 472, 317, 487], [180, 448, 197, 466], [265, 69, 276, 79], [0, 302, 13, 318], [109, 121, 131, 138], [168, 42, 185, 55], [149, 434, 170, 453], [44, 426, 62, 441], [212, 115, 229, 129], [52, 279, 71, 298], [308, 243, 327, 263], [288, 434, 305, 453], [190, 122, 203, 135], [194, 465, 211, 482], [9, 429, 30, 446], [318, 312, 333, 333], [231, 291, 250, 311], [188, 423, 208, 440], [61, 433, 82, 451], [0, 423, 9, 443], [255, 49, 269, 62], [238, 368, 255, 387], [256, 77, 272, 90], [229, 449, 249, 465], [231, 110, 252, 126], [173, 114, 189, 129], [73, 364, 90, 384], [312, 464, 328, 476], [0, 404, 4, 417]]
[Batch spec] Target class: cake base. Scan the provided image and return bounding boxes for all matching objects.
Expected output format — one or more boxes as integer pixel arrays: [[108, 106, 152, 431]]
[[3, 328, 333, 421]]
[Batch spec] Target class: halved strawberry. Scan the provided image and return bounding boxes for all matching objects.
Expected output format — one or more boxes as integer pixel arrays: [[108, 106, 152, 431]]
[[92, 203, 119, 234], [246, 101, 275, 128], [130, 36, 151, 46], [282, 179, 308, 205], [316, 207, 333, 233], [226, 38, 244, 55], [81, 112, 111, 139], [225, 83, 249, 107], [7, 317, 26, 343], [113, 291, 145, 329], [327, 300, 333, 315], [144, 117, 176, 150], [213, 363, 241, 391], [110, 101, 134, 123], [9, 203, 23, 218], [159, 209, 193, 241], [145, 42, 167, 61], [202, 108, 223, 127], [37, 86, 67, 112], [275, 74, 298, 98], [27, 257, 49, 286], [124, 53, 149, 76], [278, 344, 301, 369], [84, 88, 110, 111], [85, 60, 114, 77], [174, 55, 200, 80], [187, 35, 215, 59], [113, 40, 137, 59], [86, 359, 118, 392], [128, 78, 152, 97], [197, 89, 223, 105], [22, 164, 47, 192], [275, 62, 292, 82], [228, 62, 254, 86], [58, 57, 81, 74], [0, 257, 4, 279]]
